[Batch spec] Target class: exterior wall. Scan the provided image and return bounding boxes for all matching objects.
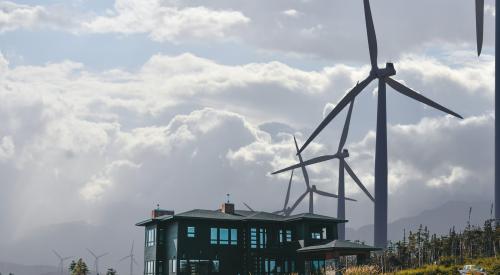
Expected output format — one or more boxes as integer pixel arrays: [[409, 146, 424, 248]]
[[140, 217, 346, 275]]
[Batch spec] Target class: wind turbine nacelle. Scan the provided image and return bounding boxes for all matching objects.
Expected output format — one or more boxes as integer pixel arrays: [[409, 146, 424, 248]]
[[374, 62, 396, 78], [342, 149, 350, 158]]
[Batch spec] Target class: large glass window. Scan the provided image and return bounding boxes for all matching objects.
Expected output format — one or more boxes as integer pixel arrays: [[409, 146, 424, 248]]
[[219, 228, 229, 244], [286, 229, 292, 242], [146, 228, 156, 247], [210, 228, 237, 245], [145, 261, 155, 275], [210, 228, 218, 244], [251, 227, 267, 249], [187, 226, 196, 238], [230, 228, 237, 245]]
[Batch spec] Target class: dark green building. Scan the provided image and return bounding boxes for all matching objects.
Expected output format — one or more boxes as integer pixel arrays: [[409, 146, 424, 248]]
[[136, 202, 379, 275]]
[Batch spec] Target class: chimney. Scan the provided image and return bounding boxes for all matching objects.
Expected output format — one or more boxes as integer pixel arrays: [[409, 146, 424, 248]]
[[221, 203, 235, 215], [152, 209, 174, 218]]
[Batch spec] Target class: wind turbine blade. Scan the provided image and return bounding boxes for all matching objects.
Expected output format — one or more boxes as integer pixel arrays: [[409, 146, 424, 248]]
[[284, 170, 294, 209], [87, 248, 97, 258], [294, 136, 311, 189], [288, 191, 308, 214], [364, 0, 378, 68], [272, 210, 284, 214], [272, 154, 340, 175], [298, 75, 375, 154], [386, 77, 463, 119], [130, 241, 134, 255], [52, 250, 62, 259], [338, 99, 355, 152], [313, 189, 357, 202], [243, 202, 254, 212], [119, 255, 131, 262], [343, 160, 375, 202], [476, 0, 484, 56], [98, 253, 109, 258], [133, 258, 139, 266], [62, 256, 73, 261]]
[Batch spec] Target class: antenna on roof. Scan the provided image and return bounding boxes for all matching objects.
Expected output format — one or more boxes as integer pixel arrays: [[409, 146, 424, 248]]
[[226, 193, 230, 203], [157, 203, 160, 210]]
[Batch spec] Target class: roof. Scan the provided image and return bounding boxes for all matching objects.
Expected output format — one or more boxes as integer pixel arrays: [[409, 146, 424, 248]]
[[136, 209, 347, 226], [297, 240, 381, 253]]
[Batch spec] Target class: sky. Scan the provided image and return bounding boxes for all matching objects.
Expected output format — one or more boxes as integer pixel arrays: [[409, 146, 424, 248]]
[[0, 0, 496, 273]]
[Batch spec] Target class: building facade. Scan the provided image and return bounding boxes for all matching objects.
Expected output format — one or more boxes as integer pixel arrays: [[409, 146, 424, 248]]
[[136, 203, 379, 275]]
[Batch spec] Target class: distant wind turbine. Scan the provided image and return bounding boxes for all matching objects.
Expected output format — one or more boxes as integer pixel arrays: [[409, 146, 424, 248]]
[[272, 99, 373, 240], [273, 136, 356, 216], [119, 241, 139, 275], [52, 250, 72, 275], [297, 0, 462, 248], [86, 248, 108, 275]]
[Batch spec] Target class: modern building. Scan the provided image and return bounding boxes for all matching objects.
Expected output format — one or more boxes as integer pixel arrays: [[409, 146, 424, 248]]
[[136, 202, 380, 275]]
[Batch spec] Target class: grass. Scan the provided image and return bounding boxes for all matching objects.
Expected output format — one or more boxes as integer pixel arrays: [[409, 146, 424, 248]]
[[386, 257, 500, 275]]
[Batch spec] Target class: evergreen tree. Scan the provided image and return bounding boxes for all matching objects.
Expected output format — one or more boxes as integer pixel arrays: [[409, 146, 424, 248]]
[[106, 268, 117, 275], [69, 258, 89, 275]]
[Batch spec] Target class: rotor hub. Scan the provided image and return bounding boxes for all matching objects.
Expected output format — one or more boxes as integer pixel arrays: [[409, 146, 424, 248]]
[[342, 149, 350, 158], [371, 62, 396, 78]]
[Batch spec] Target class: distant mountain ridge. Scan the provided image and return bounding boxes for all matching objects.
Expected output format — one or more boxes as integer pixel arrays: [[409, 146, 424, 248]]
[[346, 200, 492, 245], [0, 261, 57, 275]]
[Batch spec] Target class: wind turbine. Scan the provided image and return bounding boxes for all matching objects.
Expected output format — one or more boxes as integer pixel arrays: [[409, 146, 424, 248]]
[[275, 136, 356, 215], [273, 99, 374, 240], [87, 248, 108, 275], [119, 241, 139, 275], [52, 250, 72, 275], [297, 0, 462, 248]]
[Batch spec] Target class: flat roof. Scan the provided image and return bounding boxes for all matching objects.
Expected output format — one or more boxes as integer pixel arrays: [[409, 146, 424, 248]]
[[136, 209, 347, 226], [297, 240, 381, 253]]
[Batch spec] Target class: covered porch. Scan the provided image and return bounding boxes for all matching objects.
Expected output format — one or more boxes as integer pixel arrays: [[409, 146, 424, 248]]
[[297, 240, 381, 274]]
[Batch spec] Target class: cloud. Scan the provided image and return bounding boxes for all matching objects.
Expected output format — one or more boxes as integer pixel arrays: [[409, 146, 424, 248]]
[[0, 1, 77, 33], [82, 0, 250, 42]]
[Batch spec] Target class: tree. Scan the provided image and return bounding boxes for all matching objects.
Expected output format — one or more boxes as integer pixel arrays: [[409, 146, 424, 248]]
[[106, 268, 117, 275], [69, 258, 89, 275]]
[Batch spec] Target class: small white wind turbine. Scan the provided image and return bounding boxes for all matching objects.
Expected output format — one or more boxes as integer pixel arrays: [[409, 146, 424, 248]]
[[119, 241, 139, 275], [52, 250, 72, 275], [87, 248, 108, 275]]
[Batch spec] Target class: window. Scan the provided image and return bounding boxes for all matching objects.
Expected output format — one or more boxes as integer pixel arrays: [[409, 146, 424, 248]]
[[279, 229, 293, 243], [179, 260, 188, 272], [219, 228, 229, 244], [286, 229, 292, 242], [311, 232, 322, 239], [251, 228, 257, 248], [145, 261, 155, 275], [146, 228, 156, 247], [259, 228, 267, 248], [210, 228, 237, 245], [210, 228, 218, 244], [212, 260, 220, 272], [187, 226, 196, 238], [251, 227, 267, 248], [171, 259, 177, 273], [230, 228, 237, 245]]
